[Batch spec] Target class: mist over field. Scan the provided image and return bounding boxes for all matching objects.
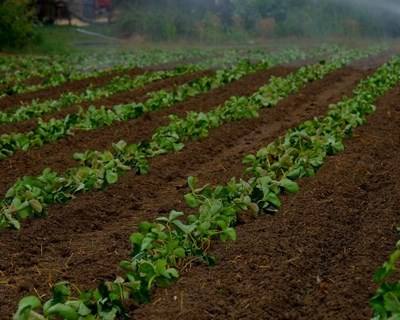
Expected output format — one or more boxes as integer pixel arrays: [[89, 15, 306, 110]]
[[104, 0, 400, 42], [2, 0, 400, 51], [2, 0, 400, 319]]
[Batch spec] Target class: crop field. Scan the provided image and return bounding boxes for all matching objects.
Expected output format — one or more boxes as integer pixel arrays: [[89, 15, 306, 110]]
[[1, 45, 400, 320]]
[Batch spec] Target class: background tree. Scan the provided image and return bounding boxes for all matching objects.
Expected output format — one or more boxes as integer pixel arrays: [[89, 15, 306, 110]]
[[0, 0, 38, 49]]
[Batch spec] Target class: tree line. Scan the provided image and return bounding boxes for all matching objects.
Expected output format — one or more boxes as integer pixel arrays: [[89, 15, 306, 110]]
[[1, 0, 400, 49], [113, 0, 400, 40]]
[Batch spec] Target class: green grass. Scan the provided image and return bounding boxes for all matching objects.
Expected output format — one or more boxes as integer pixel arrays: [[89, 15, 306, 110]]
[[15, 25, 116, 54]]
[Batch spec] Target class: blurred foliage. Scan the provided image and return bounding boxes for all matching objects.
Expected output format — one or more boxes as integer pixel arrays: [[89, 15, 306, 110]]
[[2, 0, 400, 49], [232, 0, 400, 37], [0, 0, 40, 49], [112, 0, 400, 41]]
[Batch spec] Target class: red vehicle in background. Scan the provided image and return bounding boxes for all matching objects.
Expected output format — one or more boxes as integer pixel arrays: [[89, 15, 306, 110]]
[[96, 0, 111, 11]]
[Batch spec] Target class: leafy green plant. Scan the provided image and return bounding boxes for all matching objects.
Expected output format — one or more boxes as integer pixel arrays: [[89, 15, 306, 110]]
[[0, 48, 378, 230], [1, 46, 285, 123], [0, 67, 198, 124], [13, 52, 400, 320], [370, 241, 400, 320], [0, 48, 217, 97], [0, 48, 309, 160]]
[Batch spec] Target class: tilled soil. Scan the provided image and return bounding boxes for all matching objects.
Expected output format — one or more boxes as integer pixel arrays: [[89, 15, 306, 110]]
[[131, 71, 400, 320], [0, 76, 44, 96], [0, 67, 145, 110], [0, 51, 225, 112], [0, 61, 383, 319], [0, 65, 293, 195], [0, 70, 212, 135]]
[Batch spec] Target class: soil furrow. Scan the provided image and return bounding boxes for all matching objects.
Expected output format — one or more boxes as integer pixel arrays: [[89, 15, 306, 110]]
[[131, 72, 400, 320], [0, 70, 212, 135], [0, 67, 145, 110], [0, 64, 376, 319], [0, 66, 293, 195]]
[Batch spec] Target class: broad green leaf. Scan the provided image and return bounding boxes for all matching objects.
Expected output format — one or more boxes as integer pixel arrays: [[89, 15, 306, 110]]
[[384, 292, 400, 313], [76, 302, 92, 316], [113, 140, 127, 151], [46, 303, 79, 320], [13, 296, 41, 320], [168, 210, 184, 221], [184, 193, 199, 208], [140, 236, 154, 251], [129, 233, 144, 246], [52, 281, 71, 302], [286, 167, 302, 180], [173, 247, 186, 258], [4, 213, 21, 230], [119, 260, 132, 272], [374, 265, 392, 284], [155, 259, 167, 275], [99, 308, 118, 320], [172, 220, 196, 234], [105, 170, 118, 185], [167, 267, 179, 279], [29, 199, 43, 213], [198, 221, 211, 234], [187, 176, 197, 191], [266, 192, 281, 208], [223, 228, 237, 241], [138, 221, 153, 233], [139, 261, 155, 278], [280, 178, 300, 193]]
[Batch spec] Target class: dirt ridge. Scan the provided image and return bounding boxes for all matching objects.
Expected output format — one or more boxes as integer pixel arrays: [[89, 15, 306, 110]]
[[131, 73, 400, 320], [0, 67, 145, 111], [0, 70, 211, 135], [0, 64, 377, 319], [0, 66, 292, 195]]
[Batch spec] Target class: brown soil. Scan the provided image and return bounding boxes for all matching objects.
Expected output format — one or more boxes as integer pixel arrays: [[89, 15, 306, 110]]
[[0, 51, 390, 134], [0, 76, 45, 94], [131, 71, 400, 320], [0, 52, 216, 111], [0, 66, 293, 195], [0, 59, 386, 319], [0, 70, 212, 135], [0, 67, 145, 110]]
